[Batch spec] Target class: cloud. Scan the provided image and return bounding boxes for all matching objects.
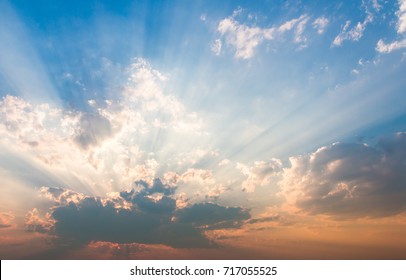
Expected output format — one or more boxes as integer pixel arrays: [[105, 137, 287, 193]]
[[25, 208, 51, 233], [312, 16, 329, 34], [211, 39, 222, 55], [215, 10, 310, 59], [217, 17, 269, 59], [247, 215, 280, 224], [332, 16, 373, 46], [30, 179, 250, 248], [279, 133, 406, 219], [371, 0, 382, 12], [0, 212, 14, 228], [133, 178, 176, 196], [176, 203, 250, 230], [376, 38, 406, 53], [237, 159, 282, 192], [376, 0, 406, 53], [0, 58, 206, 195], [73, 113, 112, 149], [397, 0, 406, 34], [332, 0, 382, 47], [218, 159, 230, 166], [279, 14, 310, 45], [293, 16, 310, 45]]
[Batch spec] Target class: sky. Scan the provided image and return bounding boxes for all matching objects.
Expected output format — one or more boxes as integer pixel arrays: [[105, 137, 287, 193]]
[[0, 0, 406, 259]]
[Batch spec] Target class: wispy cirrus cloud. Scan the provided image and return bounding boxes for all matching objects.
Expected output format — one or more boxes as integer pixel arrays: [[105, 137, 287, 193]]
[[332, 17, 373, 46], [376, 0, 406, 53], [332, 0, 383, 47], [312, 16, 329, 34], [236, 159, 282, 193], [214, 10, 312, 59]]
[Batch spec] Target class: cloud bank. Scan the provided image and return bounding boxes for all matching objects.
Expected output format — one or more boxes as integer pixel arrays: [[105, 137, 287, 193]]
[[29, 179, 250, 248]]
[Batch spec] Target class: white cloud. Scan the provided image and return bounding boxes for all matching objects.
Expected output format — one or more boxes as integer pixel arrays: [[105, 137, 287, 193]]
[[179, 168, 215, 185], [211, 39, 222, 55], [217, 17, 267, 59], [376, 38, 406, 53], [0, 59, 207, 196], [218, 159, 230, 166], [294, 15, 310, 44], [332, 0, 382, 47], [397, 0, 406, 34], [375, 1, 406, 54], [371, 0, 382, 12], [332, 14, 373, 46], [237, 159, 282, 193], [215, 10, 310, 59], [278, 15, 304, 32], [312, 16, 329, 34]]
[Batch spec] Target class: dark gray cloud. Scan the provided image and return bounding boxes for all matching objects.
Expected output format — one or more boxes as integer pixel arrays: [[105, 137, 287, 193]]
[[133, 178, 176, 196], [176, 203, 250, 229], [73, 113, 112, 149], [33, 179, 250, 248], [247, 215, 280, 224], [282, 132, 406, 218]]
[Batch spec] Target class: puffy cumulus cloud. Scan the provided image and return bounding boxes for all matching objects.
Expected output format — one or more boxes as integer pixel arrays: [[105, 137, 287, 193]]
[[0, 212, 14, 228], [30, 179, 250, 248], [162, 168, 226, 203], [162, 168, 215, 188], [39, 186, 85, 205], [0, 95, 76, 151], [217, 17, 271, 59], [178, 168, 215, 185], [397, 0, 406, 34], [25, 208, 52, 233], [237, 159, 282, 192], [0, 58, 206, 194], [215, 10, 311, 59], [279, 133, 406, 219]]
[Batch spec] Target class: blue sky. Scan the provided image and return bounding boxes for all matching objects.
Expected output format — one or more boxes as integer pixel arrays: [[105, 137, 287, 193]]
[[0, 0, 406, 259]]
